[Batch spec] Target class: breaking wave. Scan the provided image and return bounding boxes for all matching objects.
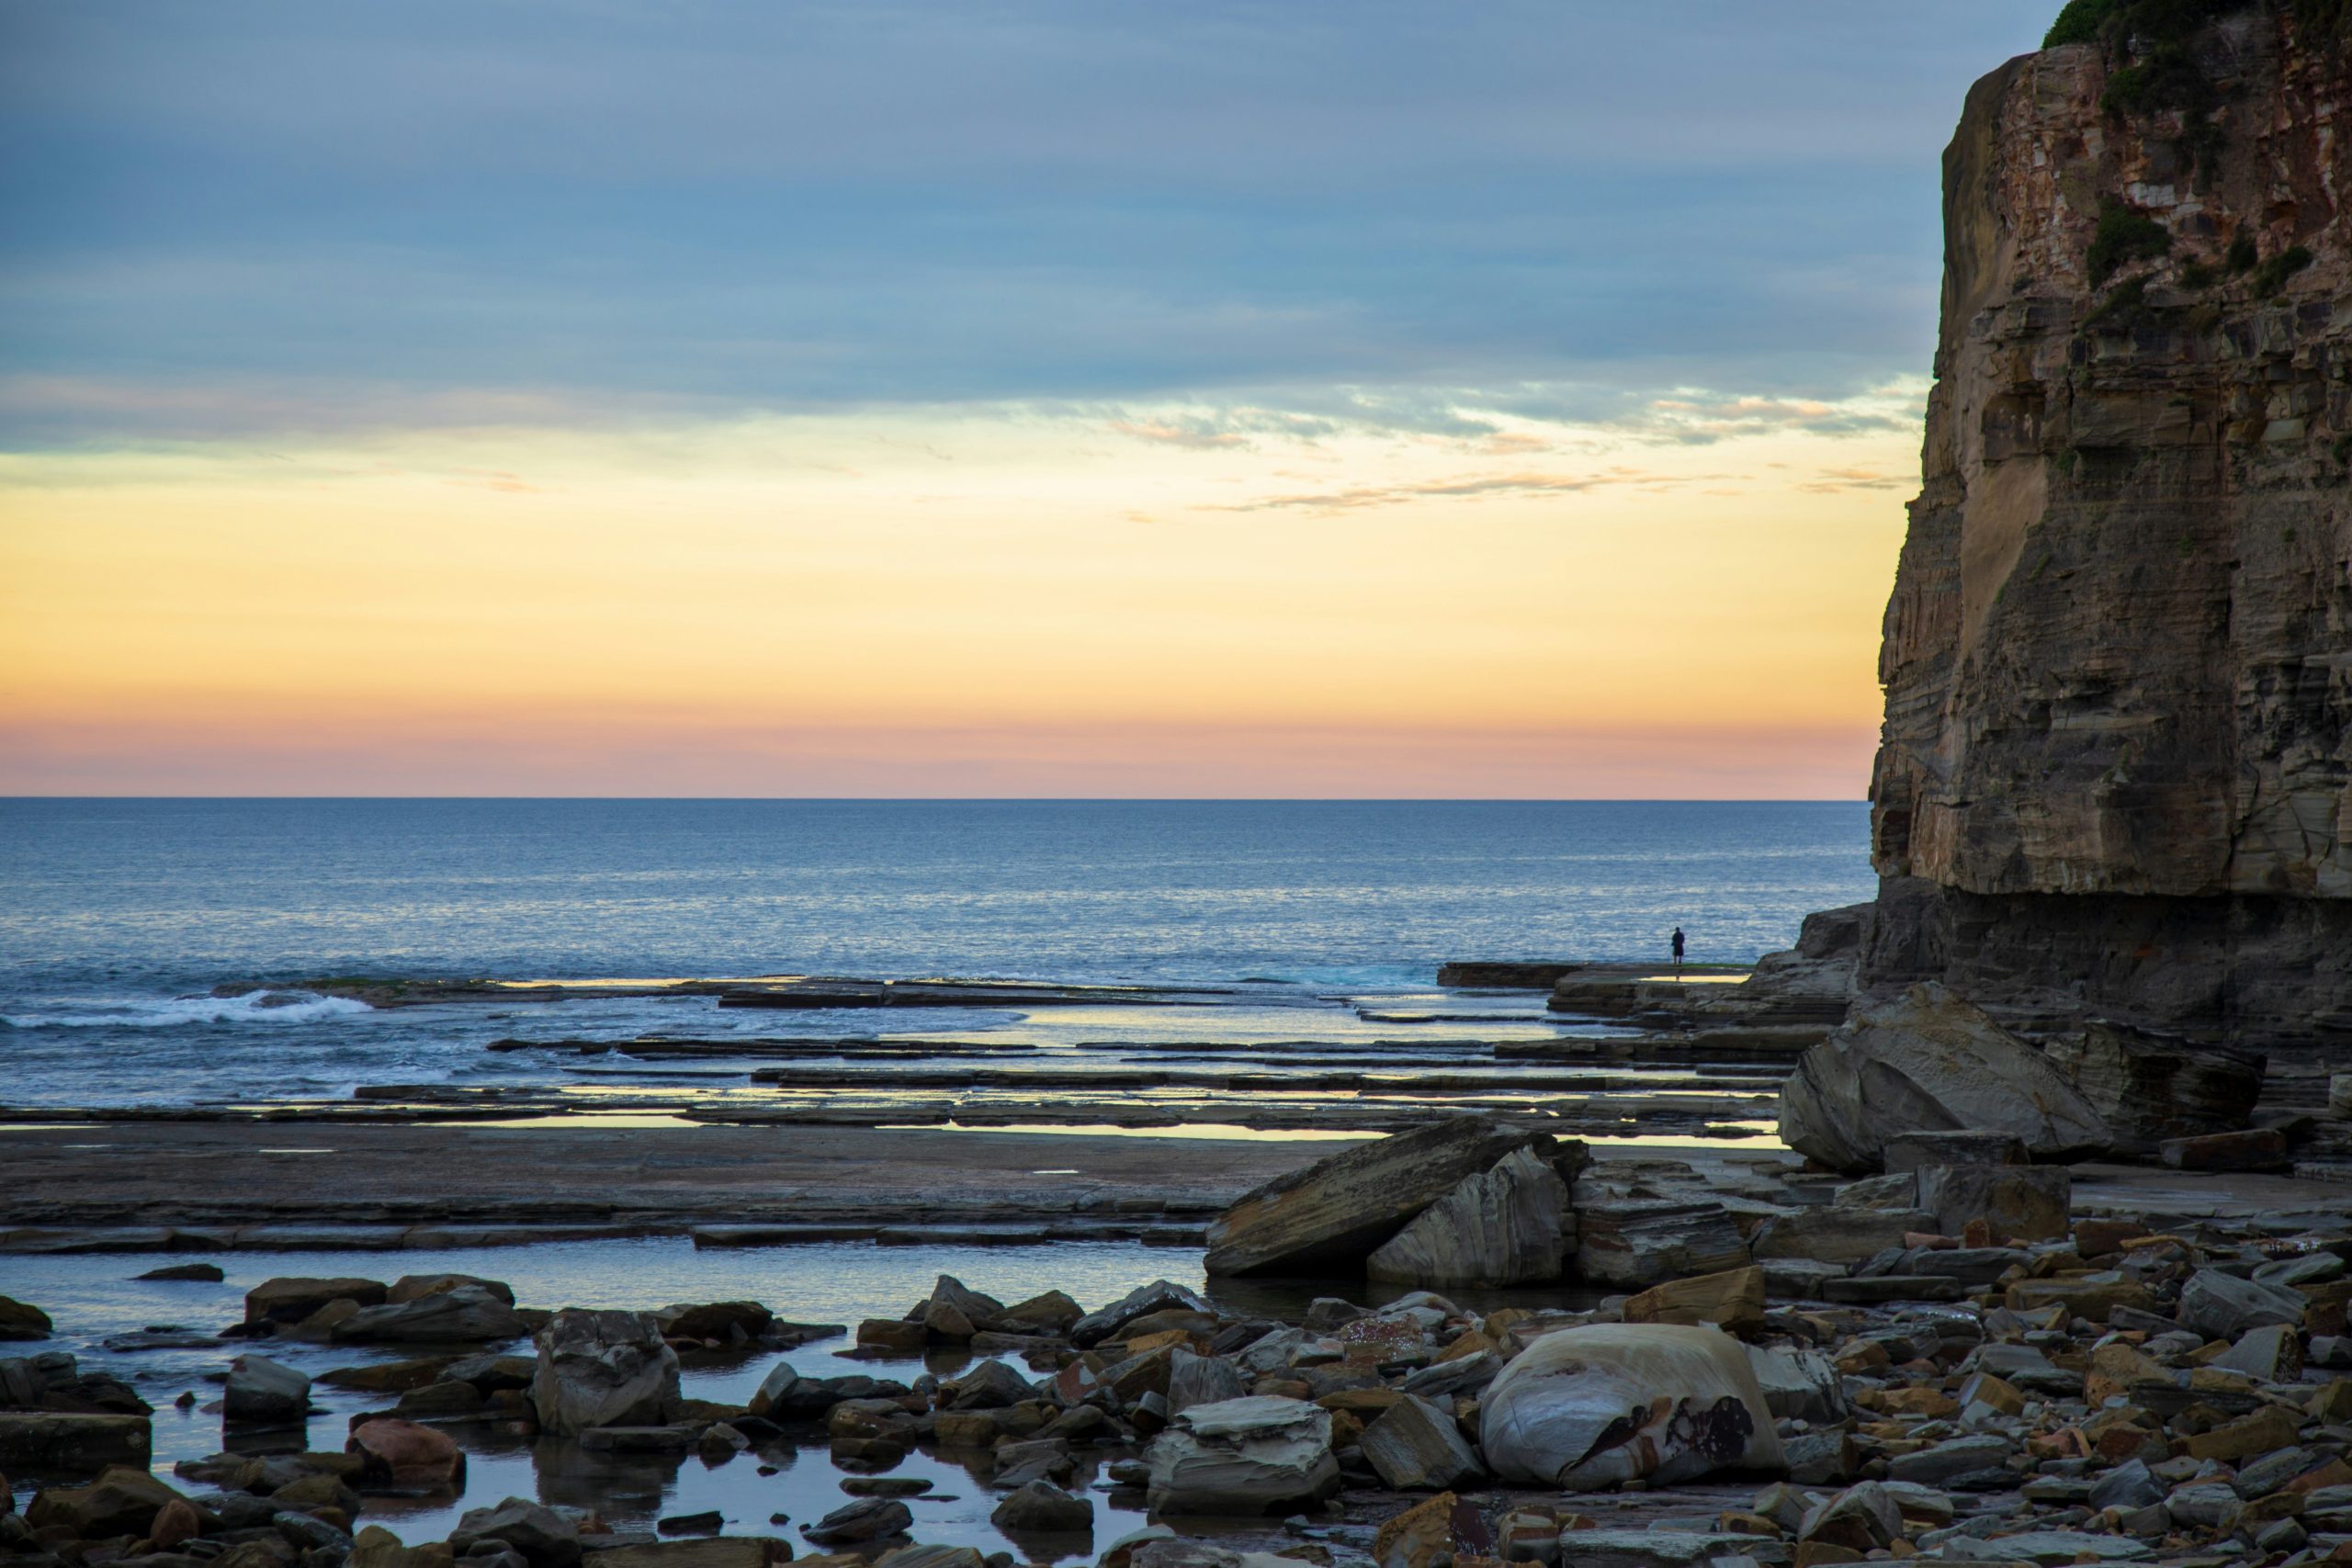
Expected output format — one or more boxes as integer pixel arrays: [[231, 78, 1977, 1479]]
[[0, 989, 374, 1030]]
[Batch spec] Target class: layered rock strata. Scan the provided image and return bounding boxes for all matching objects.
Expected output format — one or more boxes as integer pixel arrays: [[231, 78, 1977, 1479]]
[[1863, 4, 2352, 1052]]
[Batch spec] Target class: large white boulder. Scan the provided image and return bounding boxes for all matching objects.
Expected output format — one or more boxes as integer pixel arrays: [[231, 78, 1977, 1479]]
[[1778, 984, 2110, 1172], [1144, 1395, 1339, 1514], [1478, 1324, 1784, 1490]]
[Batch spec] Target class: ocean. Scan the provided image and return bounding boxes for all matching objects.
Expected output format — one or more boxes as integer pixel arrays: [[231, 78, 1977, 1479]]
[[0, 798, 1873, 1109]]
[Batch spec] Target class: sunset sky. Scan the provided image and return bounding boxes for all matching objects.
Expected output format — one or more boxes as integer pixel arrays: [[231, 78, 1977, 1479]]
[[1, 2, 2053, 797]]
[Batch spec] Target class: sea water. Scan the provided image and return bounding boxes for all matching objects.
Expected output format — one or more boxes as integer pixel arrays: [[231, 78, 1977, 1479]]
[[0, 798, 1872, 1108]]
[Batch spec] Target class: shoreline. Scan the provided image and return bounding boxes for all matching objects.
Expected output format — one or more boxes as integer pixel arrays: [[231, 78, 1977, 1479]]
[[8, 1118, 2351, 1258]]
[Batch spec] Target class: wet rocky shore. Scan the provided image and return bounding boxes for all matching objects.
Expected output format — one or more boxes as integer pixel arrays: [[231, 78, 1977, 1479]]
[[7, 1099, 2352, 1568]]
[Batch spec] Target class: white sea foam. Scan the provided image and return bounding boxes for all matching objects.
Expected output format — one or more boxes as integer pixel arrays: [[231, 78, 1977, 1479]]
[[0, 989, 374, 1030]]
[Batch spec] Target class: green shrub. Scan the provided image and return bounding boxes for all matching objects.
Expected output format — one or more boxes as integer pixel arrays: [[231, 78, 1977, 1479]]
[[2181, 259, 2219, 288], [2226, 233, 2259, 273], [2087, 275, 2153, 326], [2045, 0, 2118, 45], [2088, 199, 2172, 284], [2251, 243, 2313, 295]]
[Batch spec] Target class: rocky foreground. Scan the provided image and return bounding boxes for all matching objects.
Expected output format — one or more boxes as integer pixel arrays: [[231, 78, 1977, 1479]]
[[5, 1109, 2352, 1568]]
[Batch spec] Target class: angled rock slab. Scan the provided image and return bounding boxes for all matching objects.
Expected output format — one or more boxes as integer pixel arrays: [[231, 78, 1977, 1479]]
[[1359, 1394, 1483, 1491], [1204, 1117, 1547, 1276], [1479, 1324, 1783, 1490], [1366, 1145, 1570, 1287], [2179, 1269, 2306, 1340], [1777, 983, 2111, 1172]]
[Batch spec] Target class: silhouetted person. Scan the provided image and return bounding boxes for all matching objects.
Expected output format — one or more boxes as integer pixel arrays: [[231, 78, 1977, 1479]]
[[1670, 926, 1686, 978]]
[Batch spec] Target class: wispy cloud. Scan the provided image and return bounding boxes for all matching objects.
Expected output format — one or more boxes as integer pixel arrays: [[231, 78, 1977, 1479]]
[[1206, 465, 1715, 515], [1794, 464, 1908, 493]]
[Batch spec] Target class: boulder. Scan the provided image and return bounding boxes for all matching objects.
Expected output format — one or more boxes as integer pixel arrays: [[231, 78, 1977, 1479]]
[[801, 1497, 912, 1545], [350, 1526, 458, 1568], [989, 1480, 1092, 1532], [2043, 1023, 2265, 1156], [1478, 1324, 1784, 1490], [151, 1497, 203, 1550], [1167, 1348, 1249, 1416], [1800, 1483, 1905, 1551], [136, 1263, 228, 1282], [923, 1277, 1008, 1338], [321, 1356, 457, 1393], [347, 1417, 466, 1488], [998, 1290, 1082, 1334], [1915, 1163, 2071, 1242], [27, 1466, 213, 1539], [939, 1359, 1032, 1410], [1204, 1116, 1549, 1276], [1366, 1145, 1573, 1287], [1145, 1395, 1340, 1514], [1574, 1200, 1750, 1288], [1624, 1267, 1767, 1334], [0, 1299, 51, 1343], [1776, 984, 2110, 1171], [449, 1497, 581, 1568], [1373, 1492, 1493, 1568], [1748, 1205, 1939, 1266], [1743, 1345, 1848, 1422], [652, 1301, 771, 1341], [2159, 1127, 2291, 1171], [389, 1275, 514, 1307], [0, 1412, 152, 1471], [587, 1545, 792, 1568], [1884, 1434, 2012, 1486], [443, 1353, 536, 1392], [1526, 1530, 1757, 1568], [529, 1309, 682, 1435], [224, 1355, 311, 1425], [276, 1510, 356, 1553], [2212, 1323, 2303, 1382], [2179, 1270, 2306, 1340], [1070, 1281, 1212, 1348], [333, 1286, 529, 1344], [746, 1363, 800, 1419], [245, 1278, 389, 1325], [1359, 1394, 1484, 1491]]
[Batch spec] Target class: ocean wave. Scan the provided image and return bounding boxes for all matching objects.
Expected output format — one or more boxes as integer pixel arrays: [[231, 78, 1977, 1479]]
[[0, 989, 375, 1030]]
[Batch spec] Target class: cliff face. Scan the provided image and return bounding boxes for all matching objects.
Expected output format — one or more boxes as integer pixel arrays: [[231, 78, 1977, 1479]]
[[1863, 5, 2352, 1049]]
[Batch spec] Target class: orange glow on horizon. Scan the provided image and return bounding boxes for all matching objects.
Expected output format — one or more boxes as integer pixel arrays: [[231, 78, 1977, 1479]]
[[0, 402, 1915, 796]]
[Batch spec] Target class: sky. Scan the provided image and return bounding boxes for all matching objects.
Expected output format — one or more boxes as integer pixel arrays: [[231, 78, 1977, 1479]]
[[0, 1, 2057, 797]]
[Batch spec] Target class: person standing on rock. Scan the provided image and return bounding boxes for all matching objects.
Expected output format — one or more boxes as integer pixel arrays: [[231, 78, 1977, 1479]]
[[1670, 925, 1685, 978]]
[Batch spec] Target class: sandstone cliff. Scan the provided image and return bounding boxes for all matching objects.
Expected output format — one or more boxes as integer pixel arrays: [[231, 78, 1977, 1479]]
[[1861, 1, 2352, 1051]]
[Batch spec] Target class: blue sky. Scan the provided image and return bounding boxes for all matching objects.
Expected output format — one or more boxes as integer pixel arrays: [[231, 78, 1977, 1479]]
[[3, 2, 2075, 798], [3, 1, 2055, 445]]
